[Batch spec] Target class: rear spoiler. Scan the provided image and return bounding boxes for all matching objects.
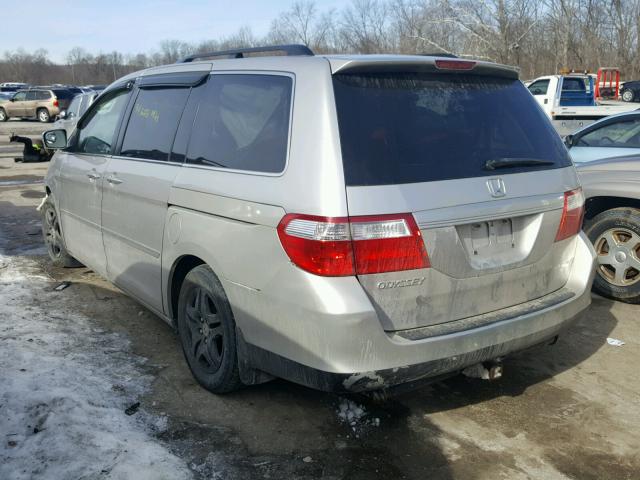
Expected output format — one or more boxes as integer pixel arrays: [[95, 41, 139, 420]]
[[328, 56, 519, 80]]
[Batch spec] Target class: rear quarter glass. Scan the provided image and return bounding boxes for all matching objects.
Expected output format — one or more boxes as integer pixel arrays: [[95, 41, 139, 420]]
[[333, 72, 572, 186]]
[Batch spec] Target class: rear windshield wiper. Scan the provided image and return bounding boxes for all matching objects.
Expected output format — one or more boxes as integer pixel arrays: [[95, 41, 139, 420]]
[[483, 158, 555, 170]]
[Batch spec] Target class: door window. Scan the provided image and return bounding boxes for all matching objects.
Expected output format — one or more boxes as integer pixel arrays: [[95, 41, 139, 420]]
[[578, 119, 640, 148], [74, 89, 130, 155], [186, 74, 293, 173], [67, 96, 82, 117], [120, 87, 190, 161], [25, 91, 37, 101], [527, 80, 549, 96], [12, 92, 26, 101]]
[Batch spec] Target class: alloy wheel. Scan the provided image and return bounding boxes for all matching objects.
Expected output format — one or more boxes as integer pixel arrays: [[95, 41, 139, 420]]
[[44, 205, 63, 259], [594, 227, 640, 286], [184, 286, 224, 373]]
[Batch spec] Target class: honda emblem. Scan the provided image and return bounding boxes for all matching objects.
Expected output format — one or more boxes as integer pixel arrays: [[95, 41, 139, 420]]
[[486, 178, 506, 198]]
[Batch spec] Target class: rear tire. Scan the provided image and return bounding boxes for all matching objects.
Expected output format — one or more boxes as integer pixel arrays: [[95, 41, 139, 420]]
[[584, 207, 640, 303], [177, 265, 242, 394], [37, 108, 50, 123], [0, 108, 7, 122], [41, 196, 82, 268], [621, 89, 635, 103]]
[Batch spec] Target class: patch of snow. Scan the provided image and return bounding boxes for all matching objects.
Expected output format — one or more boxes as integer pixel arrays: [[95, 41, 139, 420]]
[[336, 398, 380, 438], [0, 258, 192, 480]]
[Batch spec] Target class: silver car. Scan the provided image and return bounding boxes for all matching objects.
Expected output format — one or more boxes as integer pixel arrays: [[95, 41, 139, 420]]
[[578, 155, 640, 303], [41, 45, 596, 394], [566, 111, 640, 163]]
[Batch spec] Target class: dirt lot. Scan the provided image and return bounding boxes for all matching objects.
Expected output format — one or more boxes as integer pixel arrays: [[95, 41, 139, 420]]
[[1, 120, 639, 479]]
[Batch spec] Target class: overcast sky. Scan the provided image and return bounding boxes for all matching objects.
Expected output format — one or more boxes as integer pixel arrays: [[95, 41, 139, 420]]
[[4, 0, 343, 62]]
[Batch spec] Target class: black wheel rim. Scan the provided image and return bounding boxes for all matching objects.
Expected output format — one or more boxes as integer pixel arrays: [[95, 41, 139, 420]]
[[184, 286, 224, 373], [44, 206, 63, 259]]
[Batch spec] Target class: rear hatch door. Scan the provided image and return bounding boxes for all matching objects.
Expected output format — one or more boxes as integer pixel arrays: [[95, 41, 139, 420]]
[[332, 64, 579, 331]]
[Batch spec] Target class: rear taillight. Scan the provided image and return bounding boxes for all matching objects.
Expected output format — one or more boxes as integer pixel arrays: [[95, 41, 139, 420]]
[[555, 188, 585, 242], [53, 98, 59, 107], [277, 213, 430, 276]]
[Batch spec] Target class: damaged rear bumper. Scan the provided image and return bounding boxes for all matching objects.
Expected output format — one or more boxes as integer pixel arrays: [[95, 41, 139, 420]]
[[238, 233, 596, 392]]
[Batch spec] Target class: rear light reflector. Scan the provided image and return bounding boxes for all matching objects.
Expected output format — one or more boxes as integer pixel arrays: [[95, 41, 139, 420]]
[[555, 188, 585, 242], [435, 59, 477, 71], [53, 99, 59, 107], [277, 213, 430, 276]]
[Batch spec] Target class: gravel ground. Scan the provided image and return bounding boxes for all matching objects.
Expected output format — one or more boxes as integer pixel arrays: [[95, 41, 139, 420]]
[[1, 120, 639, 479]]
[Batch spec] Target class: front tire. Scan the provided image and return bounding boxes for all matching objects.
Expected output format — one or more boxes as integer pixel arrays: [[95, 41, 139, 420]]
[[621, 89, 635, 103], [584, 207, 640, 303], [37, 108, 50, 123], [177, 265, 242, 393], [41, 196, 82, 267], [0, 108, 7, 122]]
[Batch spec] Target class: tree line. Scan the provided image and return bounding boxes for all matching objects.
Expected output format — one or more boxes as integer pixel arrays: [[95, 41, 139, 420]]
[[2, 0, 639, 86]]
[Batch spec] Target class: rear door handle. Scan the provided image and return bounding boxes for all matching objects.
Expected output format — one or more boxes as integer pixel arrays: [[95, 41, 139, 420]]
[[86, 171, 101, 180], [106, 175, 123, 185]]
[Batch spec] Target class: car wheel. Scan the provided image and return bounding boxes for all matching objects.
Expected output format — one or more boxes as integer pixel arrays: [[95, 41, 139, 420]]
[[584, 207, 640, 303], [621, 89, 635, 103], [41, 196, 83, 268], [0, 108, 7, 122], [37, 108, 50, 123], [177, 265, 242, 393]]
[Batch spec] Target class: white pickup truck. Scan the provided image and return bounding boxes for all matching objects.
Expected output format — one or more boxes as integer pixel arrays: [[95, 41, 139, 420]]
[[527, 75, 639, 135]]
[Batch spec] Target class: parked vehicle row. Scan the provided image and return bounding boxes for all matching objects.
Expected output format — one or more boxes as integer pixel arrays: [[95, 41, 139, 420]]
[[0, 85, 101, 123], [40, 46, 596, 395]]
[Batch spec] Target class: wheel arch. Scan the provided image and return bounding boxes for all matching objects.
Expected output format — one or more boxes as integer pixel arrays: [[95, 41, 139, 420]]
[[167, 254, 206, 323], [584, 196, 640, 221]]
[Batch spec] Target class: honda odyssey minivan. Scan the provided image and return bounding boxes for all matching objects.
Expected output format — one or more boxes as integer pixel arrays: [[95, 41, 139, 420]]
[[41, 45, 596, 394]]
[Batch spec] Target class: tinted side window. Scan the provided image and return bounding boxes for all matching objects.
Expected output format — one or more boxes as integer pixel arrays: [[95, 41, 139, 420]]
[[75, 89, 130, 155], [37, 91, 51, 100], [186, 74, 292, 173], [25, 91, 36, 101], [120, 88, 190, 161], [528, 80, 549, 96]]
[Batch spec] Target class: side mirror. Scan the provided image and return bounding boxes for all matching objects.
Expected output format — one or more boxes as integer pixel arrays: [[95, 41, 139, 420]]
[[59, 110, 67, 119], [9, 97, 15, 102], [43, 129, 68, 149], [564, 134, 574, 149]]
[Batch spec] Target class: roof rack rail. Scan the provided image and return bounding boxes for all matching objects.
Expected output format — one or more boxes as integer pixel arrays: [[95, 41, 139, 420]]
[[179, 44, 314, 63]]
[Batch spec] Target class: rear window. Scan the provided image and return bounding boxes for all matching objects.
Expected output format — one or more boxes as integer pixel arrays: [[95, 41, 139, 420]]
[[333, 72, 571, 186], [53, 89, 76, 100]]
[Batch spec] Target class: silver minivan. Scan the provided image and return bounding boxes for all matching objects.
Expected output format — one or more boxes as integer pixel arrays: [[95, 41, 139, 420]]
[[41, 45, 596, 394]]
